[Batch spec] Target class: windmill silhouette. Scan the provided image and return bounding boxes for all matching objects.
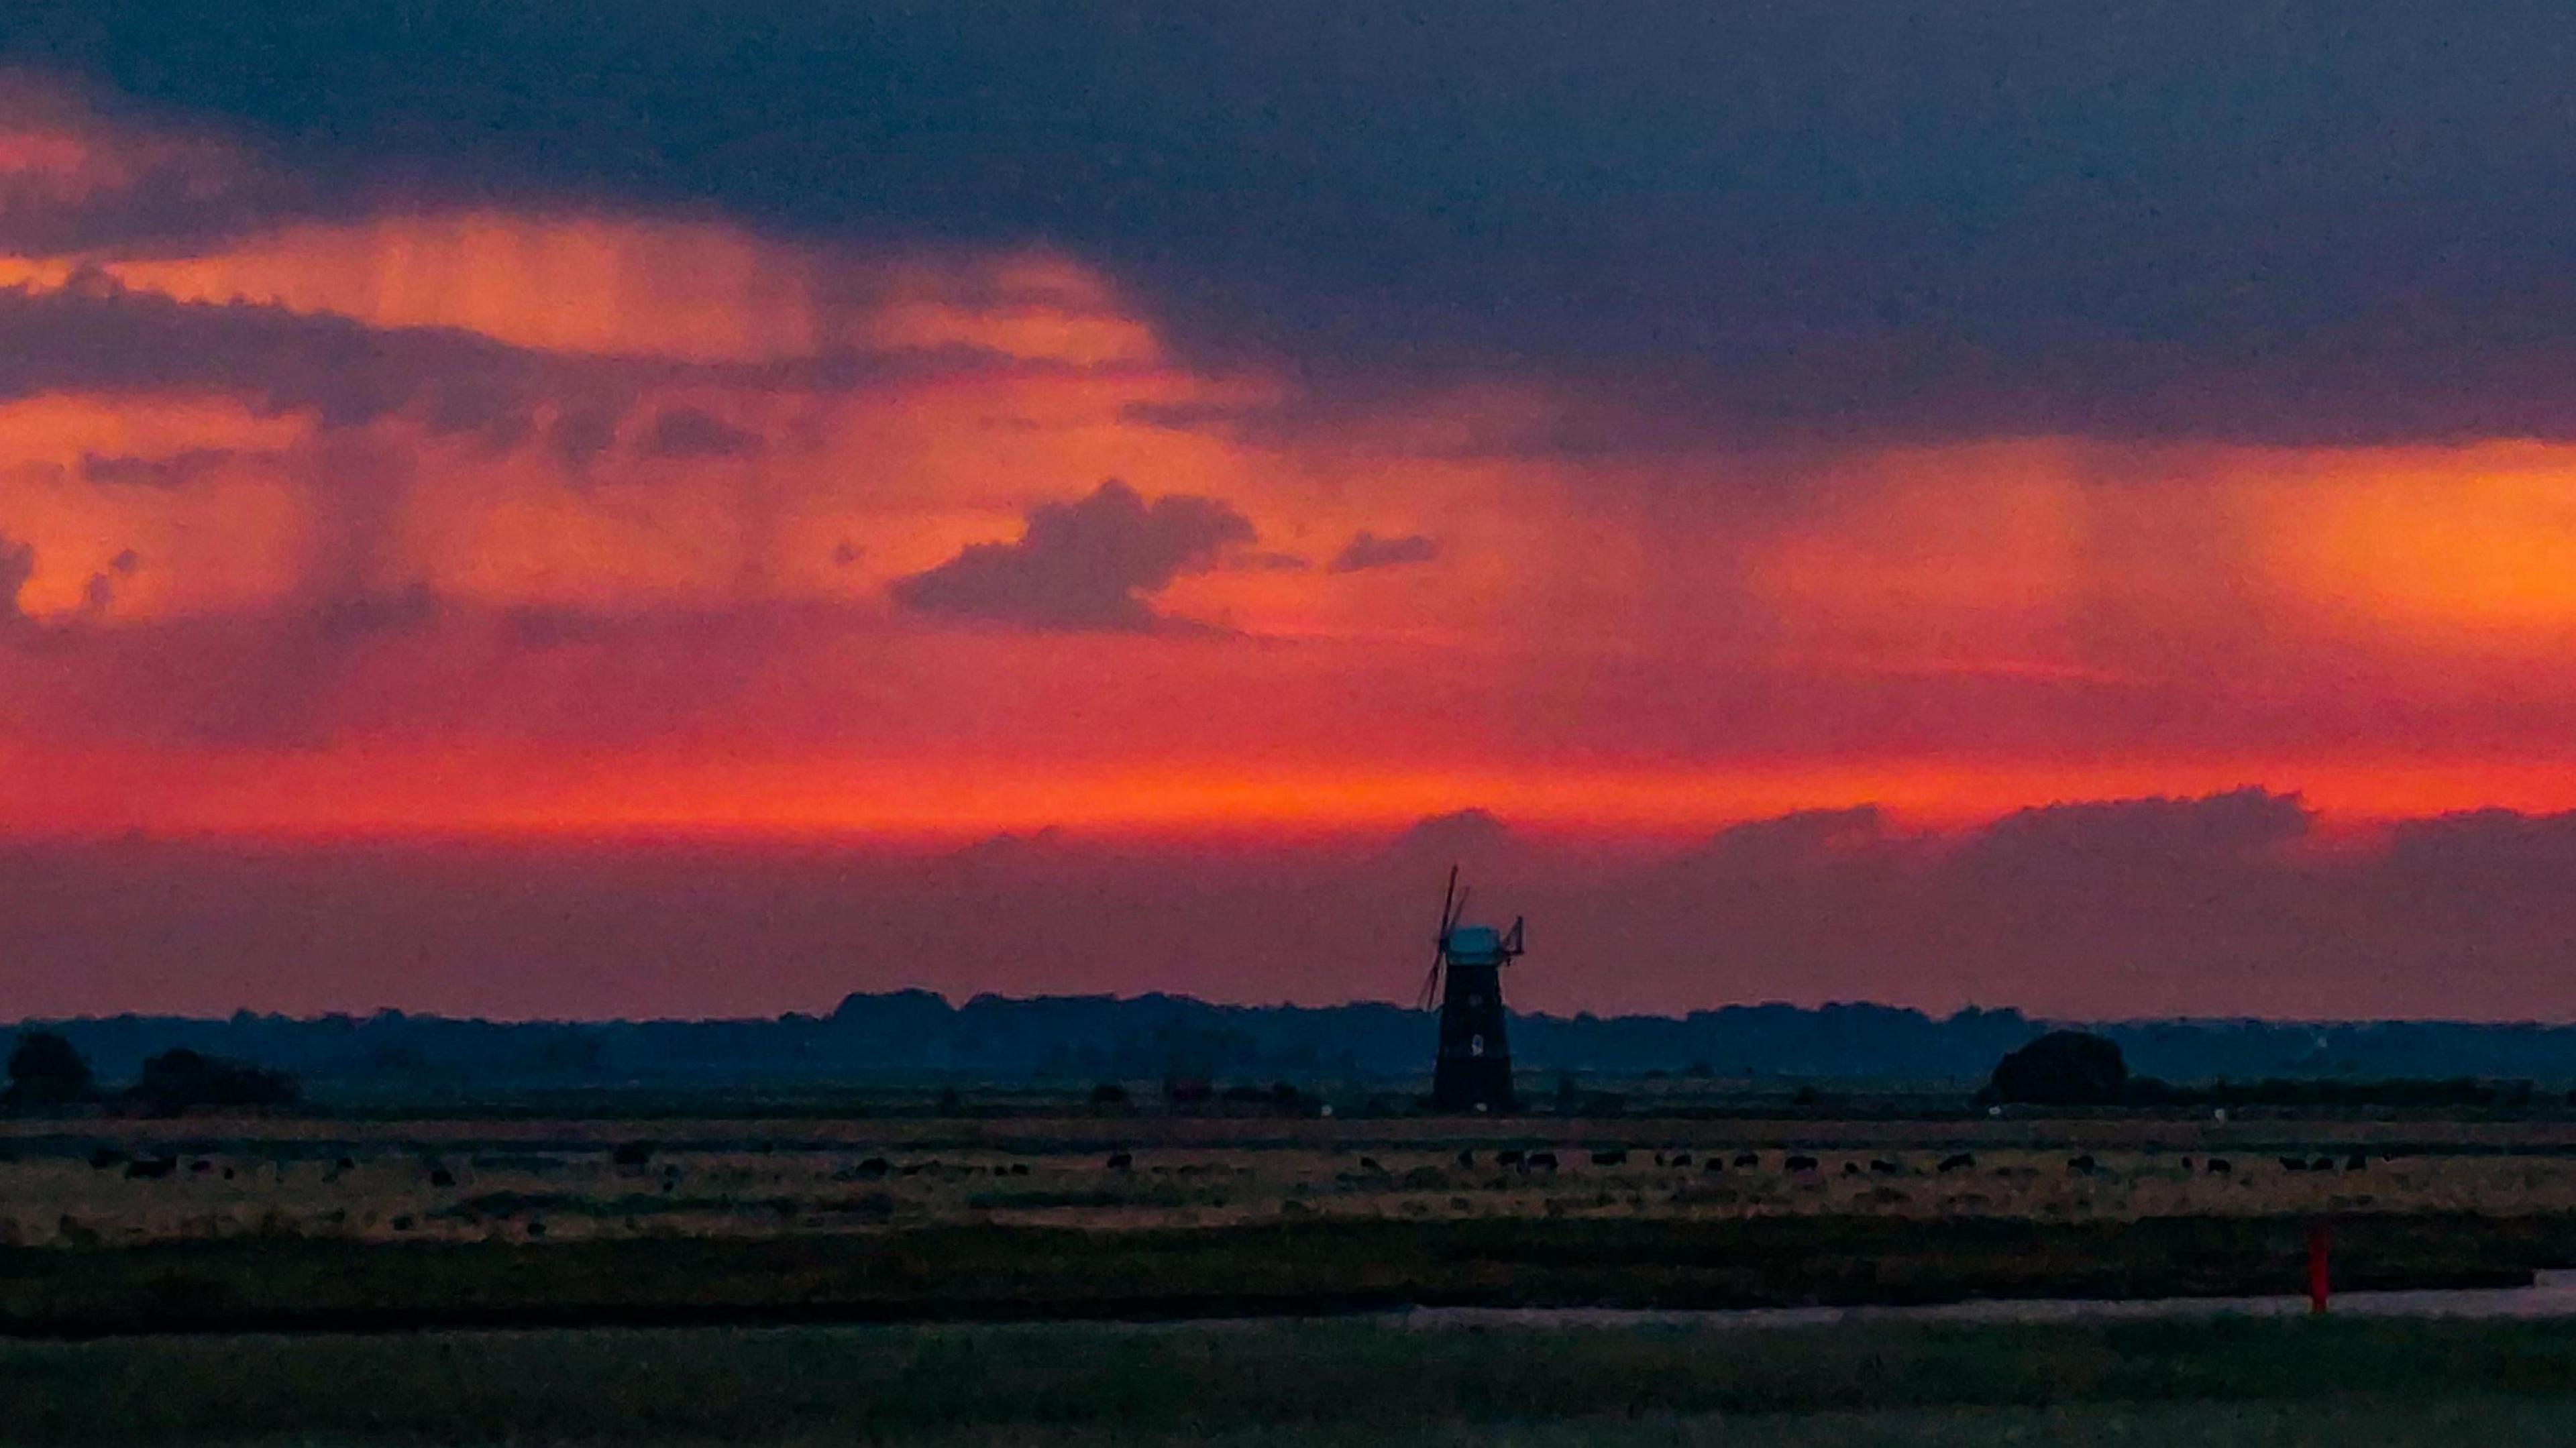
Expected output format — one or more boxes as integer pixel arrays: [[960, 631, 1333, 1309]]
[[1417, 865, 1523, 1111]]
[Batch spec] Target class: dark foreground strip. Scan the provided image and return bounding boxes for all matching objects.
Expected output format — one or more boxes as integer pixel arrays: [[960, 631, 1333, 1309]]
[[0, 1211, 2559, 1339]]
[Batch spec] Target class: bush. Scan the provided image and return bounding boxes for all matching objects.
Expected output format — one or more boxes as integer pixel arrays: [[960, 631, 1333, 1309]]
[[126, 1049, 299, 1115], [4, 1032, 93, 1109], [1089, 1082, 1130, 1107], [1984, 1031, 2128, 1106]]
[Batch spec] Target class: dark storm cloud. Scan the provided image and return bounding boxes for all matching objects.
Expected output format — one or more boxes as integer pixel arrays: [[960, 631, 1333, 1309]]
[[17, 3, 2576, 444], [1328, 531, 1439, 573], [890, 479, 1257, 631], [19, 790, 2576, 1020]]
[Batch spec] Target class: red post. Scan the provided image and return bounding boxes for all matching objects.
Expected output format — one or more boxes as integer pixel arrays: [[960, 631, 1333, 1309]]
[[2307, 1220, 2332, 1314]]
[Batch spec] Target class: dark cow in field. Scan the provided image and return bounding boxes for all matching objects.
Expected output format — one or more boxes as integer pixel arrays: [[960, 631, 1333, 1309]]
[[1733, 1152, 1760, 1168], [1591, 1149, 1628, 1166], [1105, 1152, 1134, 1171], [1784, 1154, 1819, 1172], [2345, 1153, 2369, 1171], [2066, 1154, 2098, 1175], [1703, 1156, 1726, 1172], [124, 1156, 177, 1180], [1358, 1156, 1385, 1173], [1840, 1161, 1861, 1176], [1869, 1158, 1902, 1175], [1668, 1151, 1693, 1167], [1456, 1149, 1476, 1168], [2310, 1156, 2337, 1172], [2279, 1156, 2308, 1172], [2206, 1158, 2232, 1174], [1938, 1153, 1976, 1173], [1525, 1151, 1559, 1171], [1495, 1149, 1524, 1168]]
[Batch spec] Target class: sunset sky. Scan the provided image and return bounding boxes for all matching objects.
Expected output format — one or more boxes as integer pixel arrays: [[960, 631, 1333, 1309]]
[[9, 5, 2576, 1019]]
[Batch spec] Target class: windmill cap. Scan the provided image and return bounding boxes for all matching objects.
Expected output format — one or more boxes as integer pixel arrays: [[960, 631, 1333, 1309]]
[[1445, 924, 1509, 966]]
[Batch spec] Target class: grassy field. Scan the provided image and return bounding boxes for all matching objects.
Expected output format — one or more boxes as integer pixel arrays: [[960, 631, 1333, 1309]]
[[15, 1112, 2576, 1247], [8, 1314, 2576, 1444], [0, 1211, 2553, 1334], [5, 1111, 2576, 1333]]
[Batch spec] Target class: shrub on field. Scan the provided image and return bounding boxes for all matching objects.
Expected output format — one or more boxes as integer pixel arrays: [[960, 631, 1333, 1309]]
[[1982, 1031, 2128, 1106]]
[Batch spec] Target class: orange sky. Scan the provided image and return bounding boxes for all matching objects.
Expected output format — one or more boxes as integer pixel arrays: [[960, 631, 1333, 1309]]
[[11, 87, 2576, 850]]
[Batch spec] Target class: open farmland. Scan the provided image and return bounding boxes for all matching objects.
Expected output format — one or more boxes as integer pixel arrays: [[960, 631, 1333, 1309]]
[[12, 1112, 2576, 1247], [5, 1110, 2576, 1333]]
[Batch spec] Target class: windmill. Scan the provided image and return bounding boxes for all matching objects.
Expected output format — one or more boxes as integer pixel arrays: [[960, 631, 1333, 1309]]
[[1417, 865, 1523, 1112]]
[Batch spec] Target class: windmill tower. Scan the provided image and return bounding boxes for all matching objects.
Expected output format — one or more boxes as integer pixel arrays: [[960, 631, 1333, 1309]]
[[1417, 866, 1524, 1112]]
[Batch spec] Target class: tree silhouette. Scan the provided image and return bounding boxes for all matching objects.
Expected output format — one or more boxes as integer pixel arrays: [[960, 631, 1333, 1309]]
[[1984, 1031, 2129, 1106], [4, 1032, 93, 1108], [128, 1049, 299, 1115]]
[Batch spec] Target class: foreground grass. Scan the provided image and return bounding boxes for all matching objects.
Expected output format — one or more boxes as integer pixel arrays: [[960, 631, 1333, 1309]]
[[8, 1315, 2576, 1444], [0, 1211, 2555, 1334]]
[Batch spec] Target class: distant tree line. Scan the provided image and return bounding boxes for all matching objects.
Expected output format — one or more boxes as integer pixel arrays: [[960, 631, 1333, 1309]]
[[4, 1034, 297, 1116]]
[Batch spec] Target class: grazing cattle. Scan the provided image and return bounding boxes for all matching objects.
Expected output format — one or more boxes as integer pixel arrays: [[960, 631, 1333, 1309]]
[[2279, 1156, 2308, 1172], [2207, 1158, 2232, 1174], [1591, 1149, 1628, 1166], [125, 1156, 177, 1180], [88, 1148, 125, 1171], [1105, 1152, 1134, 1171], [852, 1157, 892, 1178], [1841, 1161, 1862, 1176], [1938, 1153, 1976, 1173], [610, 1141, 654, 1168], [189, 1159, 213, 1175], [2310, 1156, 2337, 1172], [1358, 1156, 1386, 1173], [2180, 1157, 2195, 1172], [335, 1157, 357, 1172], [1870, 1158, 1902, 1175], [2067, 1154, 2098, 1174], [428, 1167, 456, 1188], [1525, 1151, 1559, 1171], [1703, 1157, 1727, 1172], [1669, 1152, 1693, 1167], [1733, 1152, 1760, 1168], [1456, 1149, 1476, 1168], [1784, 1154, 1819, 1172], [1495, 1149, 1524, 1168], [1652, 1152, 1667, 1167], [2345, 1153, 2369, 1172], [1008, 1162, 1032, 1176]]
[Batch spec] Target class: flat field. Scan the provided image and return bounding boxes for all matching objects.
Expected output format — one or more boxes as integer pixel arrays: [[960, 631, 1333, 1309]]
[[3, 1111, 2576, 1332], [14, 1111, 2576, 1246]]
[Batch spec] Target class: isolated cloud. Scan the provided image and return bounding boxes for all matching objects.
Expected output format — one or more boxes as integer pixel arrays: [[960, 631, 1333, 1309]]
[[639, 406, 763, 459], [80, 449, 246, 489], [890, 479, 1256, 630], [1328, 531, 1439, 573], [0, 534, 30, 624], [0, 274, 549, 432]]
